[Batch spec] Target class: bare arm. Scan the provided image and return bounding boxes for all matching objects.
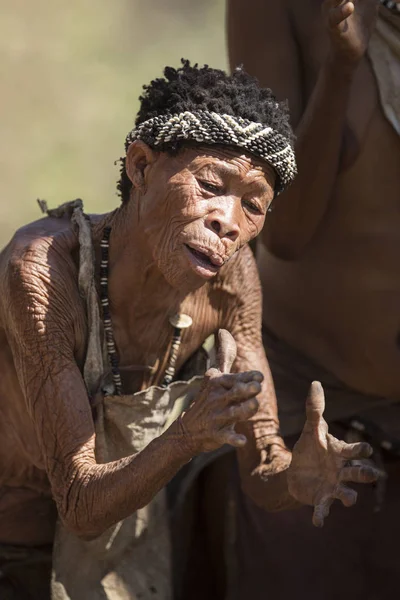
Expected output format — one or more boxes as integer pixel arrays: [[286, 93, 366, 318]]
[[225, 246, 298, 510], [234, 338, 299, 512], [225, 247, 382, 518], [228, 0, 379, 258], [5, 248, 196, 539], [4, 243, 261, 539]]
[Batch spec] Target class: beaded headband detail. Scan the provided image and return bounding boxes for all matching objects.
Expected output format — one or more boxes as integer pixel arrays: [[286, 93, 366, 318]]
[[125, 110, 297, 195]]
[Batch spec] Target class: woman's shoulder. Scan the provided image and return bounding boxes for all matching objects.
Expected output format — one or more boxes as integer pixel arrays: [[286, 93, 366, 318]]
[[0, 213, 84, 333]]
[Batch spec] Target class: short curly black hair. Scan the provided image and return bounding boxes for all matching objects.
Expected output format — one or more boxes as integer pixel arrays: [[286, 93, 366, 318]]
[[117, 60, 293, 202]]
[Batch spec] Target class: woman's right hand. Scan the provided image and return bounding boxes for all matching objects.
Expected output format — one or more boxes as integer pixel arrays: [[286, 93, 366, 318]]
[[323, 0, 379, 66], [174, 329, 263, 455]]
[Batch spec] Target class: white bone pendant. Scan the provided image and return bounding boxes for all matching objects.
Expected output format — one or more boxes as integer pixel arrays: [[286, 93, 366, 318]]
[[169, 314, 193, 329]]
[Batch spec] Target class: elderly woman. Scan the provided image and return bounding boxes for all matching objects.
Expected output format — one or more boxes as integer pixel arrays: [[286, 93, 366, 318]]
[[0, 62, 379, 600]]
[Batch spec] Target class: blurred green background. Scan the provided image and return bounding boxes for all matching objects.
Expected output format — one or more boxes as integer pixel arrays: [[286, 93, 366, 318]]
[[0, 0, 227, 246]]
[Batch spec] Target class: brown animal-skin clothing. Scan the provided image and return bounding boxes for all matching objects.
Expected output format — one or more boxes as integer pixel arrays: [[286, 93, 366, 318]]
[[232, 327, 400, 600]]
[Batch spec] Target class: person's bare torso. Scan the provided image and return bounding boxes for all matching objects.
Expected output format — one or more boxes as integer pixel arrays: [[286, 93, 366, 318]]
[[258, 0, 400, 398], [0, 214, 237, 545]]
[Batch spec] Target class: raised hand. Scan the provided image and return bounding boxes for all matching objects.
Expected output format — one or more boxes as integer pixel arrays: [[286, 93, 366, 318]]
[[323, 0, 379, 64], [176, 329, 263, 454], [287, 381, 383, 527]]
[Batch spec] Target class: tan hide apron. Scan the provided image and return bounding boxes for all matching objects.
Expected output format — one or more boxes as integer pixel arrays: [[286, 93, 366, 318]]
[[41, 201, 203, 600]]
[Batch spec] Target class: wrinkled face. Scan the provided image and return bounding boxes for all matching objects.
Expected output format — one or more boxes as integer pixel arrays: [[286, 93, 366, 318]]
[[127, 141, 276, 289]]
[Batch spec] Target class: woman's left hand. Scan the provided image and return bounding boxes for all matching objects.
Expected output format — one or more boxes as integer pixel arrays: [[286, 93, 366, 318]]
[[287, 381, 384, 527]]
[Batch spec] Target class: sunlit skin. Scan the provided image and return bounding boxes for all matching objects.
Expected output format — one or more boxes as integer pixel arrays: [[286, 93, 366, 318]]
[[228, 0, 400, 598], [0, 141, 379, 550], [229, 0, 400, 397], [115, 142, 275, 291]]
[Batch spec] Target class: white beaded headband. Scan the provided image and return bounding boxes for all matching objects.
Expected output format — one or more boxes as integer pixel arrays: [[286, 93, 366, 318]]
[[125, 110, 297, 194]]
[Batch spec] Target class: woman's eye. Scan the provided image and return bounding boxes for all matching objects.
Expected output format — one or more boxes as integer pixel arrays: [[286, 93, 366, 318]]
[[198, 180, 223, 194], [242, 199, 263, 215]]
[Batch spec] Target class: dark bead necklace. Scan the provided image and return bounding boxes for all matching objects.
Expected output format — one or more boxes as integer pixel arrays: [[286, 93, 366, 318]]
[[99, 227, 192, 393]]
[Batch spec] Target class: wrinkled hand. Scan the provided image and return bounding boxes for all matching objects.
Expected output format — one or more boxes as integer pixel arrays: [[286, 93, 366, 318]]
[[177, 329, 263, 455], [323, 0, 379, 64], [287, 381, 383, 527]]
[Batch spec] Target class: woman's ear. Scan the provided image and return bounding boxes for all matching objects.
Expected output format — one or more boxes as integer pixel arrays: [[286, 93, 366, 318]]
[[125, 140, 158, 190]]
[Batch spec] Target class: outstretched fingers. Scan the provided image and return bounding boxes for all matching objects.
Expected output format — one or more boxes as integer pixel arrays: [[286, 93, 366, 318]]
[[312, 497, 333, 528], [206, 370, 264, 388], [216, 329, 237, 374], [340, 464, 385, 484], [214, 382, 260, 424], [219, 428, 248, 448], [225, 380, 261, 403], [332, 439, 373, 460], [305, 381, 326, 425], [222, 397, 260, 424], [334, 484, 358, 507]]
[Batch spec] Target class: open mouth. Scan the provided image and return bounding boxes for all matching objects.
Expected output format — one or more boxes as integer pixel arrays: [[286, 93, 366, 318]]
[[184, 244, 223, 278]]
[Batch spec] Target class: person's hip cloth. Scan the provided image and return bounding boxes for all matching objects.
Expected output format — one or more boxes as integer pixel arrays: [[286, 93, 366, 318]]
[[263, 326, 400, 457]]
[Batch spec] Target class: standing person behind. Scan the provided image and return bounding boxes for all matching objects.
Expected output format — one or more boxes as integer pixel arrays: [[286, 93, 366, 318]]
[[228, 1, 400, 599]]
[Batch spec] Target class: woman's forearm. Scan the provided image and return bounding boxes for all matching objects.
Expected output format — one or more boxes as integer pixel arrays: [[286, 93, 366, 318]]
[[240, 462, 301, 512], [237, 429, 301, 512], [58, 421, 192, 539]]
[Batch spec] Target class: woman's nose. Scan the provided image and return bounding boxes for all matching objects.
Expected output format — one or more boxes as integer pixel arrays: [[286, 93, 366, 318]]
[[205, 203, 240, 242]]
